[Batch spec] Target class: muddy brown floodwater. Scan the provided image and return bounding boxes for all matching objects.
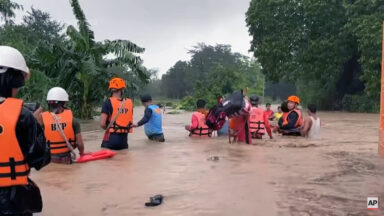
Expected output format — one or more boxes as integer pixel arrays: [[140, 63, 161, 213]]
[[31, 108, 384, 216]]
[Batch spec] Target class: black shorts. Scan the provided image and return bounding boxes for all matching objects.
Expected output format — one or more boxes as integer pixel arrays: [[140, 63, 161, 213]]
[[51, 152, 72, 164], [101, 133, 128, 150], [148, 133, 165, 142], [281, 128, 301, 136]]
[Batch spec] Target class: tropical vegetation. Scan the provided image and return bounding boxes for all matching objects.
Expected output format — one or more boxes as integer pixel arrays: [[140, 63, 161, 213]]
[[0, 0, 149, 118], [246, 0, 384, 112]]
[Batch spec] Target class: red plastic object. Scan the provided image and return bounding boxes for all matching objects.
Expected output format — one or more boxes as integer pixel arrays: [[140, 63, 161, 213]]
[[76, 149, 116, 163]]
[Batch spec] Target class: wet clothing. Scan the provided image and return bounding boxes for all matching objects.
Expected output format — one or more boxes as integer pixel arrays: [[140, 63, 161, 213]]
[[308, 116, 321, 140], [229, 116, 252, 144], [42, 110, 75, 156], [265, 110, 274, 119], [281, 128, 301, 136], [217, 120, 229, 136], [41, 114, 80, 164], [102, 133, 128, 150], [50, 152, 72, 164], [0, 99, 50, 215], [189, 111, 212, 137], [249, 106, 272, 139], [0, 99, 29, 188], [101, 97, 132, 150], [108, 97, 133, 133], [148, 133, 165, 142], [278, 109, 302, 136], [274, 112, 283, 121], [41, 118, 81, 134], [138, 105, 163, 137], [137, 107, 152, 126], [278, 110, 300, 130]]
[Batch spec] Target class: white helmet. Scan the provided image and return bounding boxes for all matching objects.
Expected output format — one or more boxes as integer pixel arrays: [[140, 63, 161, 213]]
[[0, 46, 29, 75], [46, 87, 69, 102]]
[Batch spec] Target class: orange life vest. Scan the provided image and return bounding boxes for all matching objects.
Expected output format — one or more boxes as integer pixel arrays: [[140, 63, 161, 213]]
[[42, 110, 75, 155], [190, 111, 212, 137], [249, 107, 265, 134], [109, 97, 133, 133], [0, 98, 30, 187], [282, 109, 302, 127]]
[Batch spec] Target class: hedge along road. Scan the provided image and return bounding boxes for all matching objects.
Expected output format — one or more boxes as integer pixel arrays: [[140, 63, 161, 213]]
[[31, 107, 384, 216]]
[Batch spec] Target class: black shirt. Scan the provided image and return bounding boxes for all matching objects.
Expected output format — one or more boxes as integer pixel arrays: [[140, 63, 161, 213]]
[[101, 99, 113, 115], [137, 107, 152, 126], [279, 111, 299, 130]]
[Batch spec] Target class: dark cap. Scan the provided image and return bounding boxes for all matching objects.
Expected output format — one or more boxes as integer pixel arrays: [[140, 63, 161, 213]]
[[140, 94, 152, 102], [249, 95, 259, 105]]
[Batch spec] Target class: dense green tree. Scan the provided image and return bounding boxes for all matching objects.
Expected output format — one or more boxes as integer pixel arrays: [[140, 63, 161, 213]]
[[158, 43, 264, 109], [144, 70, 163, 99], [161, 61, 190, 98], [246, 0, 384, 111], [0, 0, 21, 24], [0, 0, 149, 118]]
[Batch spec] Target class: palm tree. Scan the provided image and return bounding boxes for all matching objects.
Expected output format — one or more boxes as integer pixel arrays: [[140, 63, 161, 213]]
[[0, 0, 22, 25], [63, 0, 148, 118]]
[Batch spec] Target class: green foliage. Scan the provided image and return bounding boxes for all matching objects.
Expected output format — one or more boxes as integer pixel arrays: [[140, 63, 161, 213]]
[[0, 0, 22, 24], [179, 96, 195, 110], [342, 94, 379, 113], [0, 0, 149, 118], [166, 110, 182, 114], [246, 0, 384, 111], [344, 0, 384, 100], [161, 60, 191, 99], [158, 43, 264, 110]]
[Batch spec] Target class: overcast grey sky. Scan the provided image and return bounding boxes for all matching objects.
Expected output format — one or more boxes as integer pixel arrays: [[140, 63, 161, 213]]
[[16, 0, 252, 76]]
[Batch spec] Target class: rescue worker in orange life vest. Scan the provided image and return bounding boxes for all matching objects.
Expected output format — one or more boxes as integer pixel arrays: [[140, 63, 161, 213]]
[[39, 87, 85, 164], [278, 95, 303, 136], [100, 78, 133, 150], [185, 99, 212, 137], [132, 94, 165, 142], [249, 95, 273, 139], [0, 46, 50, 215]]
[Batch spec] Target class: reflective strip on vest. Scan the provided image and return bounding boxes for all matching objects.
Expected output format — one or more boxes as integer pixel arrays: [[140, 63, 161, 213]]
[[190, 112, 212, 137], [109, 97, 133, 133], [249, 107, 265, 134], [0, 98, 29, 187], [282, 109, 302, 127], [42, 110, 75, 155]]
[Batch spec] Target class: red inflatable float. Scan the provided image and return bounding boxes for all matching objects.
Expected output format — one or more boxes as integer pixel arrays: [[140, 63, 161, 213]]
[[76, 149, 116, 163]]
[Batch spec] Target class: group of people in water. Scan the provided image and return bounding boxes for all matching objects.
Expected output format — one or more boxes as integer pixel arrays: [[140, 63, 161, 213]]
[[0, 46, 167, 215], [184, 93, 321, 144], [0, 45, 321, 215]]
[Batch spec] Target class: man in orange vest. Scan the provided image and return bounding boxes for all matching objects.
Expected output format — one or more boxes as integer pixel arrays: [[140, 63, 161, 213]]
[[40, 87, 85, 164], [278, 95, 303, 136], [0, 46, 50, 215], [100, 78, 133, 150], [249, 95, 272, 139], [185, 99, 212, 137]]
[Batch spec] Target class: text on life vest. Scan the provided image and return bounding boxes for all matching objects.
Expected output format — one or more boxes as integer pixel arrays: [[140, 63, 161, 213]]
[[51, 123, 67, 131]]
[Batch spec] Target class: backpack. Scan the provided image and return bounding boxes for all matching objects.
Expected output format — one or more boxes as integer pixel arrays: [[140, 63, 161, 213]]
[[221, 91, 251, 118], [205, 104, 227, 130], [205, 91, 251, 130]]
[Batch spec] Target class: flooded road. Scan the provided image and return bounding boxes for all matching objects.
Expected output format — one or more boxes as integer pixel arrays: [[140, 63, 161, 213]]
[[31, 108, 384, 216]]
